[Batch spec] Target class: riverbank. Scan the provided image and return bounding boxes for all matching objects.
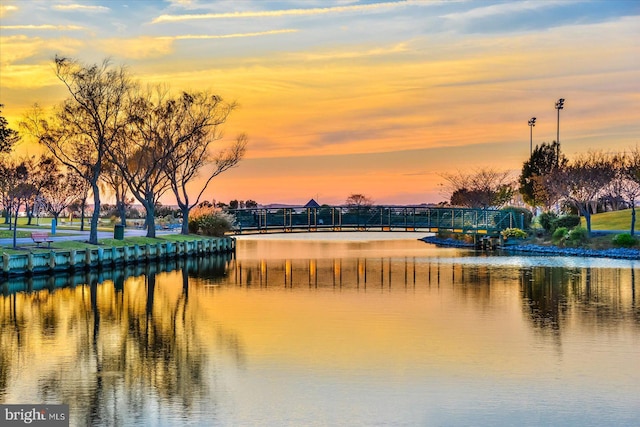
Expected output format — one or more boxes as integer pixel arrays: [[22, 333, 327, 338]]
[[1, 235, 235, 276], [421, 235, 640, 260]]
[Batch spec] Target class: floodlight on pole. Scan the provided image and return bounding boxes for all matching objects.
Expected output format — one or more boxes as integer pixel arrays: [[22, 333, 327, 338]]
[[555, 98, 565, 164], [528, 117, 536, 156]]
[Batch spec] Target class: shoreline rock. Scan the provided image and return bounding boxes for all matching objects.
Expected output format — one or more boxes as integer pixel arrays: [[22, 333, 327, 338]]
[[420, 236, 640, 260], [420, 236, 475, 248]]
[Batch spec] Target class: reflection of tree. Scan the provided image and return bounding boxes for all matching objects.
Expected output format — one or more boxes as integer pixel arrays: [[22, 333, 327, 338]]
[[633, 269, 639, 325], [521, 266, 640, 334], [0, 293, 26, 398], [521, 267, 570, 331], [0, 256, 239, 424], [184, 254, 233, 282], [143, 266, 205, 401]]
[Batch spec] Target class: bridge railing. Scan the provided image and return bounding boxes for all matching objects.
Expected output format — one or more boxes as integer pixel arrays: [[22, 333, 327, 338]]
[[228, 206, 516, 234]]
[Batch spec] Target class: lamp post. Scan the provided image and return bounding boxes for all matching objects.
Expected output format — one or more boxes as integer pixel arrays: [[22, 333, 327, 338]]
[[555, 98, 564, 164], [528, 117, 536, 156]]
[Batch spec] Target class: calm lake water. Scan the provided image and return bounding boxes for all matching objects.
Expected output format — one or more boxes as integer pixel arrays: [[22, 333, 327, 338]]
[[1, 232, 639, 426]]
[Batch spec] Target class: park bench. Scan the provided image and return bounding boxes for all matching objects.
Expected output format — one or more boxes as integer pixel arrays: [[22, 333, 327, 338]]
[[31, 232, 54, 248]]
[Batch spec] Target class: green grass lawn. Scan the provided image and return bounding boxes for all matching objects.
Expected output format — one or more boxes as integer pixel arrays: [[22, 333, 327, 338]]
[[0, 230, 32, 238], [583, 208, 636, 231], [0, 229, 78, 238]]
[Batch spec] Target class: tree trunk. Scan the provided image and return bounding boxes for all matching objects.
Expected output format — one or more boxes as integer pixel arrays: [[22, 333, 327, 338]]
[[180, 205, 190, 235], [11, 205, 20, 249], [583, 208, 592, 237], [117, 200, 126, 226], [26, 203, 33, 225], [144, 199, 156, 238], [631, 205, 636, 237], [89, 182, 100, 245], [146, 268, 156, 317], [80, 200, 86, 232]]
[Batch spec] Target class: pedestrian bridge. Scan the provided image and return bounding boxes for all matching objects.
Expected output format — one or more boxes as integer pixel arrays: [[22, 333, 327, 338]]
[[229, 206, 521, 235]]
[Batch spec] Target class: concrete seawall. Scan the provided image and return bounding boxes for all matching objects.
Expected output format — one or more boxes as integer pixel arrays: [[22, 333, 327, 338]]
[[2, 236, 235, 276]]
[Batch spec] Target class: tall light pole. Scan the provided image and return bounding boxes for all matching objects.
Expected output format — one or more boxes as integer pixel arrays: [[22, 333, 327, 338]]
[[528, 117, 536, 156], [555, 98, 565, 164]]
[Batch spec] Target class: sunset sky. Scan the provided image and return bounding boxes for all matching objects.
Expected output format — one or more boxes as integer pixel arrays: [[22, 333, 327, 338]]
[[1, 0, 639, 206]]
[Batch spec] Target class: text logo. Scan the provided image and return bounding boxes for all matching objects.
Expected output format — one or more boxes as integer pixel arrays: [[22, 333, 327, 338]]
[[1, 405, 69, 426]]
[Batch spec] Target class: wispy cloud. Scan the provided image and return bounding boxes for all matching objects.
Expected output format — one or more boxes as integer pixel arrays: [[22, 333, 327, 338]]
[[52, 4, 110, 12], [0, 24, 86, 31], [0, 4, 18, 18], [151, 0, 417, 23], [156, 29, 299, 40], [442, 0, 564, 21]]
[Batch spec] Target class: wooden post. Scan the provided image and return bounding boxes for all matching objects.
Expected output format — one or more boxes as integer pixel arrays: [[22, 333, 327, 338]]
[[3, 253, 10, 273]]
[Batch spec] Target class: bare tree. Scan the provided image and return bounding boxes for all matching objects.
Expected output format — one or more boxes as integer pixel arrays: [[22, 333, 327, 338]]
[[22, 155, 57, 225], [40, 166, 84, 225], [617, 147, 640, 236], [107, 86, 178, 237], [100, 160, 131, 226], [440, 168, 514, 208], [166, 125, 246, 235], [530, 174, 563, 212], [0, 157, 13, 224], [345, 193, 374, 208], [108, 87, 242, 237], [21, 57, 132, 244], [550, 151, 615, 235], [0, 158, 36, 247]]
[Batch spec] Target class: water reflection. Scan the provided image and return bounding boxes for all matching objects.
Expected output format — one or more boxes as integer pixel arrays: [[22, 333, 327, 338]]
[[1, 238, 639, 426], [0, 255, 236, 426], [229, 254, 639, 332]]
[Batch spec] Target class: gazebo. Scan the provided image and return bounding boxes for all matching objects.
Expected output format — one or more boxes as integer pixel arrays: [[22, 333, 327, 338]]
[[304, 199, 321, 228], [304, 199, 320, 208]]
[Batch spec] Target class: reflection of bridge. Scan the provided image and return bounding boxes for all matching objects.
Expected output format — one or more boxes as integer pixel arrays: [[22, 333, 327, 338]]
[[229, 206, 520, 235]]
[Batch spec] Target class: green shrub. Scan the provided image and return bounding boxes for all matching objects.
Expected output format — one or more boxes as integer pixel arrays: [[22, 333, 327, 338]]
[[501, 207, 533, 230], [188, 218, 200, 234], [194, 211, 236, 237], [436, 229, 453, 239], [552, 227, 568, 244], [501, 228, 527, 239], [188, 206, 236, 236], [538, 211, 558, 233], [552, 215, 581, 230], [436, 230, 473, 243], [566, 226, 589, 246], [612, 233, 638, 248]]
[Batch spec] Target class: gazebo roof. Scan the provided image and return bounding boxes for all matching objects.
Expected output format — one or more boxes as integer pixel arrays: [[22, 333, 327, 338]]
[[304, 198, 321, 208]]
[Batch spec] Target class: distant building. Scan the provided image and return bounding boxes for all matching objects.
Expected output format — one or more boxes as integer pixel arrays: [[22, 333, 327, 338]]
[[304, 199, 320, 208]]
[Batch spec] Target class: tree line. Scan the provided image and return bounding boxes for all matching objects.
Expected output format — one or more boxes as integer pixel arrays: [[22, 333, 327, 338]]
[[0, 56, 246, 246], [441, 141, 640, 236]]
